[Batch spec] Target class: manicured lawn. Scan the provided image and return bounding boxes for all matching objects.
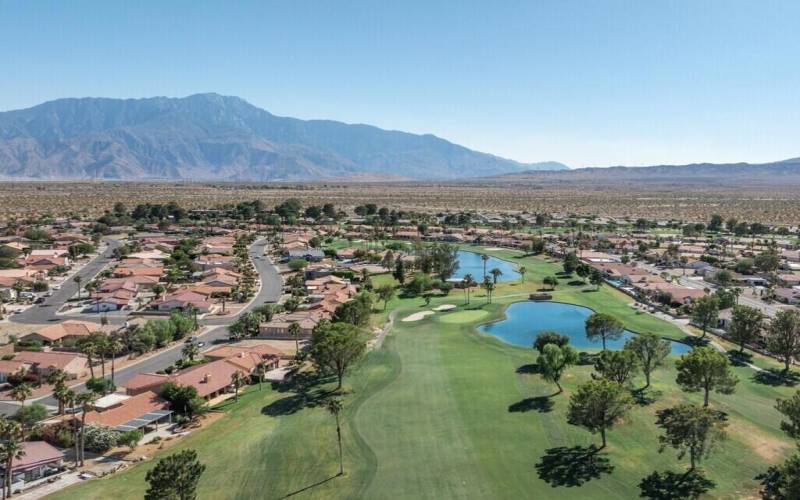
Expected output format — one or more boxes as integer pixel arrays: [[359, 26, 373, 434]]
[[49, 248, 798, 499]]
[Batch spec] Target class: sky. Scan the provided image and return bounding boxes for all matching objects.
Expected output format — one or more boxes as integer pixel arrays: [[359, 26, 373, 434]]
[[1, 0, 799, 168]]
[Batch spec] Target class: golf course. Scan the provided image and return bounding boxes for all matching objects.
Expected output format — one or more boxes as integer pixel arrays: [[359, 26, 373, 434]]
[[47, 247, 797, 499]]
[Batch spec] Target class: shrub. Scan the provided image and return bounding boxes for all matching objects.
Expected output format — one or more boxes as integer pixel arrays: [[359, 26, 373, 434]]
[[14, 403, 48, 427], [86, 377, 116, 395], [83, 424, 118, 453], [117, 429, 144, 451]]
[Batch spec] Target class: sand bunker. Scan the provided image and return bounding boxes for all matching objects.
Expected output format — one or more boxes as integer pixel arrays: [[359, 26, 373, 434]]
[[402, 311, 435, 322], [433, 304, 457, 311]]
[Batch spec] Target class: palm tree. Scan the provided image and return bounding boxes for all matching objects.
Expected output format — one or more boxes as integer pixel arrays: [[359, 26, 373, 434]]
[[230, 371, 244, 401], [108, 338, 123, 384], [289, 322, 301, 355], [462, 273, 474, 305], [47, 369, 69, 415], [72, 275, 83, 300], [326, 398, 345, 476], [482, 276, 494, 304], [77, 337, 97, 379], [255, 362, 267, 391], [0, 418, 25, 499], [481, 254, 489, 279], [76, 392, 97, 466], [518, 266, 527, 283], [182, 342, 199, 362], [9, 383, 31, 408], [490, 267, 503, 284]]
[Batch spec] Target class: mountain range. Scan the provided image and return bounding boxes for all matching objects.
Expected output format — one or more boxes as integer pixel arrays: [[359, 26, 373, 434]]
[[480, 158, 800, 187], [0, 94, 567, 181]]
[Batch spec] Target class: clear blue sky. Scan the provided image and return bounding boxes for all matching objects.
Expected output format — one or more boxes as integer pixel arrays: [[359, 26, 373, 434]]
[[1, 0, 799, 168]]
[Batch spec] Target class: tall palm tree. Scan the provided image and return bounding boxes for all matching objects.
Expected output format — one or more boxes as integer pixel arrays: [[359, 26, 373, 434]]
[[462, 273, 474, 305], [9, 383, 31, 408], [0, 418, 25, 499], [255, 362, 267, 391], [47, 369, 69, 415], [482, 276, 494, 304], [518, 266, 527, 283], [230, 372, 244, 401], [76, 392, 96, 466], [108, 338, 123, 384], [77, 337, 97, 379], [289, 322, 301, 355], [490, 268, 503, 284], [326, 398, 345, 476], [481, 254, 489, 279], [72, 275, 83, 300]]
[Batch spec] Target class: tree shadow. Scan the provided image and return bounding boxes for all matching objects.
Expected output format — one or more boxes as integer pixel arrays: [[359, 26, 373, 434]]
[[682, 336, 709, 348], [282, 473, 341, 498], [727, 350, 752, 367], [516, 363, 539, 374], [535, 445, 613, 487], [752, 367, 800, 387], [581, 289, 599, 293], [568, 280, 586, 286], [632, 387, 661, 407], [638, 469, 715, 499], [508, 394, 556, 413]]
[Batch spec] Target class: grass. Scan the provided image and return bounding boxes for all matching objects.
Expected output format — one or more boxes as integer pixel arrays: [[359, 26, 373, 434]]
[[48, 247, 798, 499]]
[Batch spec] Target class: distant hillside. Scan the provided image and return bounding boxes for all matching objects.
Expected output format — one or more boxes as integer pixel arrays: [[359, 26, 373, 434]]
[[0, 94, 568, 181], [480, 158, 800, 187]]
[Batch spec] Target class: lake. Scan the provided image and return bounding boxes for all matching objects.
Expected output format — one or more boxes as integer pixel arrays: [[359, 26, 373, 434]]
[[478, 301, 691, 354], [452, 250, 519, 282]]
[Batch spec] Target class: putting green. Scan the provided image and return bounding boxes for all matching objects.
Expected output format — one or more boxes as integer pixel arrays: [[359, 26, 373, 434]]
[[438, 309, 489, 323]]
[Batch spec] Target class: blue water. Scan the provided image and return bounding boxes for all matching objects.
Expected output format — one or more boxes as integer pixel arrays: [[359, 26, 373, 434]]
[[452, 251, 519, 282], [479, 301, 691, 354]]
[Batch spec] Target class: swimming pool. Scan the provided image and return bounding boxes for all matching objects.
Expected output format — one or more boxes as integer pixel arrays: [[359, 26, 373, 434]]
[[452, 250, 519, 282], [478, 301, 690, 354]]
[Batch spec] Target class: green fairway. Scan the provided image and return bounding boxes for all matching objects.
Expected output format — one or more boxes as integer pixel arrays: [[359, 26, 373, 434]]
[[48, 249, 798, 499], [438, 309, 489, 323]]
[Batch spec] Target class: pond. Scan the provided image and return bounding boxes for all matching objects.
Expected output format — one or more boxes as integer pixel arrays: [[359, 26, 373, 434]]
[[478, 301, 691, 354], [452, 250, 519, 282]]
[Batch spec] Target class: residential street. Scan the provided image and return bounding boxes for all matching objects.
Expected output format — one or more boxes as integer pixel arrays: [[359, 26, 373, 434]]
[[9, 239, 123, 325], [1, 238, 283, 414]]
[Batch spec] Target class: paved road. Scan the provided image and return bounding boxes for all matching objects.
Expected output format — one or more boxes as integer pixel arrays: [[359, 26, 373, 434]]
[[24, 239, 283, 409], [10, 240, 123, 325], [677, 275, 786, 317]]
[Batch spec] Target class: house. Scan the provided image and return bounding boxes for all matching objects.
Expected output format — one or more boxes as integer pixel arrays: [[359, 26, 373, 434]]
[[0, 441, 65, 490], [287, 249, 324, 262], [13, 351, 90, 379], [150, 291, 212, 313], [20, 320, 103, 347], [775, 287, 800, 305], [259, 311, 322, 339], [0, 360, 31, 383], [84, 390, 173, 433], [194, 254, 235, 271], [204, 344, 282, 367]]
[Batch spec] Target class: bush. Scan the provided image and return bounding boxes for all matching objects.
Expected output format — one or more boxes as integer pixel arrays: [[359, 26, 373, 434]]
[[83, 424, 118, 453], [32, 281, 49, 292], [288, 258, 308, 271], [117, 429, 144, 451], [86, 377, 116, 395], [33, 421, 74, 448], [14, 403, 48, 427]]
